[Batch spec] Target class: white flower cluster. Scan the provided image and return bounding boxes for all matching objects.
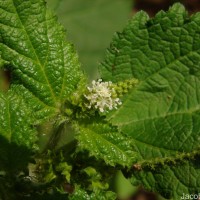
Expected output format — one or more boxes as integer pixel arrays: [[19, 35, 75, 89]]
[[84, 79, 122, 112]]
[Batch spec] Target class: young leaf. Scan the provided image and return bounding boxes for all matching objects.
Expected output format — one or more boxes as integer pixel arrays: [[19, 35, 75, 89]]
[[69, 187, 117, 200], [0, 90, 37, 171], [75, 123, 137, 167], [0, 0, 83, 121], [101, 3, 200, 198]]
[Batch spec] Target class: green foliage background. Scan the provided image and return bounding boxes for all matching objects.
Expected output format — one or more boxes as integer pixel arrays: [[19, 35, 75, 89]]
[[47, 0, 132, 80]]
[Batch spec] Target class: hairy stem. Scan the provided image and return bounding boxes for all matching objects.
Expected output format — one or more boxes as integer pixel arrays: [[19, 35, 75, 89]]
[[44, 122, 65, 152]]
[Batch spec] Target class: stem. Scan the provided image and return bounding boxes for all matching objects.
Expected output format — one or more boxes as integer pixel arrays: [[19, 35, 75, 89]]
[[43, 122, 65, 152]]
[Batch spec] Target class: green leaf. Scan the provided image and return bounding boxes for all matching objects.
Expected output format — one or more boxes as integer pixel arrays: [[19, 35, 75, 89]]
[[69, 187, 117, 200], [101, 3, 200, 198], [47, 0, 132, 79], [0, 0, 83, 121], [131, 160, 200, 199], [82, 166, 109, 191], [75, 123, 137, 167], [56, 162, 72, 183], [0, 90, 37, 171]]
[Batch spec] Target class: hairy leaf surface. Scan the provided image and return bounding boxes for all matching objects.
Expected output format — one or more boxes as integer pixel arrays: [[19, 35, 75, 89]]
[[131, 160, 200, 199], [0, 90, 37, 171], [76, 123, 137, 167], [101, 3, 200, 198], [0, 0, 83, 121]]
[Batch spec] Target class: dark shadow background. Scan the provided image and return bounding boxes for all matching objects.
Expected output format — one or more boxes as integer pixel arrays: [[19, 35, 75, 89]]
[[134, 0, 200, 16]]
